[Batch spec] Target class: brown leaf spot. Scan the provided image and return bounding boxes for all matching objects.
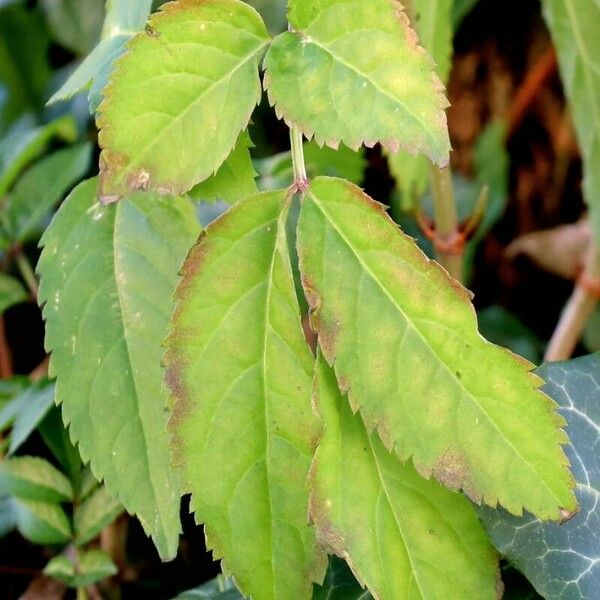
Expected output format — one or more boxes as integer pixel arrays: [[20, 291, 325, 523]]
[[432, 448, 472, 494]]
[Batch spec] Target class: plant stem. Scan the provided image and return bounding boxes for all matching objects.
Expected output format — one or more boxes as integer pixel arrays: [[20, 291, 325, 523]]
[[289, 125, 308, 189], [76, 586, 88, 600], [430, 165, 463, 282], [0, 317, 12, 378], [545, 242, 600, 362], [15, 249, 38, 299]]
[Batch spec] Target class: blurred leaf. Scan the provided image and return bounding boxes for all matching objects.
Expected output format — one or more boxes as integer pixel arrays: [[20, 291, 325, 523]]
[[8, 381, 55, 455], [0, 273, 27, 313], [173, 576, 243, 599], [543, 0, 600, 237], [76, 467, 99, 502], [3, 142, 92, 243], [478, 305, 544, 364], [38, 407, 82, 480], [0, 115, 78, 197], [74, 485, 122, 546], [452, 0, 480, 30], [256, 141, 366, 191], [45, 549, 117, 587], [12, 497, 71, 545], [0, 493, 17, 537], [188, 132, 257, 204], [0, 3, 51, 130], [583, 308, 600, 353], [49, 0, 153, 112], [313, 557, 372, 600], [39, 178, 199, 559], [41, 0, 104, 55], [388, 151, 430, 211], [0, 456, 73, 503], [480, 354, 600, 600], [3, 143, 92, 243], [245, 0, 287, 34]]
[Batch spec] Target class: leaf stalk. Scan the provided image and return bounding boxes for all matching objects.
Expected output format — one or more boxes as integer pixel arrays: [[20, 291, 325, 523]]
[[289, 125, 308, 192]]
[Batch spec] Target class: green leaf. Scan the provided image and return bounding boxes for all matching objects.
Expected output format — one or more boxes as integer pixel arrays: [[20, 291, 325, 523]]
[[542, 0, 600, 235], [48, 0, 154, 112], [74, 485, 122, 546], [12, 497, 71, 545], [97, 0, 270, 202], [165, 191, 326, 599], [409, 0, 454, 84], [481, 354, 600, 600], [0, 494, 17, 537], [38, 178, 200, 559], [452, 0, 480, 30], [38, 407, 82, 480], [264, 0, 450, 164], [3, 143, 92, 243], [8, 380, 55, 454], [188, 132, 257, 204], [0, 115, 77, 198], [311, 354, 498, 599], [388, 151, 430, 211], [0, 456, 73, 503], [312, 557, 372, 600], [41, 0, 104, 55], [297, 176, 576, 519], [45, 549, 117, 587], [0, 273, 27, 313]]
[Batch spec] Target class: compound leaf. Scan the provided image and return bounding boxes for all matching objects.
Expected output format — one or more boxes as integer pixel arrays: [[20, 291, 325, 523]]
[[165, 191, 325, 599], [311, 355, 498, 600], [264, 0, 450, 164], [480, 354, 600, 600], [542, 0, 600, 234], [97, 0, 270, 201], [297, 177, 576, 519], [38, 178, 200, 559]]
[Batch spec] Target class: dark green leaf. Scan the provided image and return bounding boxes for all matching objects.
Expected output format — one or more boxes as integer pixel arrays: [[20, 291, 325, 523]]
[[312, 557, 372, 600], [481, 354, 600, 600], [0, 273, 28, 313], [173, 576, 243, 599]]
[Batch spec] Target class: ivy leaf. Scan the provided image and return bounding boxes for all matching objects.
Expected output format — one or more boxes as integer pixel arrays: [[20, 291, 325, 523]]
[[38, 178, 200, 559], [48, 0, 154, 113], [480, 354, 600, 600], [97, 0, 270, 202], [542, 0, 600, 234], [74, 485, 122, 546], [264, 0, 450, 164], [313, 557, 372, 600], [165, 191, 326, 599], [187, 132, 257, 204], [310, 354, 498, 599], [0, 456, 73, 503], [297, 177, 576, 519], [0, 273, 27, 313], [174, 576, 243, 600], [3, 142, 92, 243]]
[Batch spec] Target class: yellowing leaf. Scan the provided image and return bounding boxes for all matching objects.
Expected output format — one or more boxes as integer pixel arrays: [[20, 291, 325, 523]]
[[165, 191, 326, 599], [264, 0, 450, 164], [311, 354, 499, 600], [97, 0, 270, 201], [298, 177, 576, 519]]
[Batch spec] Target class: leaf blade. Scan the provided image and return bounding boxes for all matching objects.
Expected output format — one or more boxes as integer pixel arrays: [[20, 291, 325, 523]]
[[264, 0, 450, 164], [97, 0, 270, 200], [298, 176, 576, 519], [38, 178, 200, 559], [165, 191, 325, 599]]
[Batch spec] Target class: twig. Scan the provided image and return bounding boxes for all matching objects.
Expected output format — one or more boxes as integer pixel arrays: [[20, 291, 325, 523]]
[[0, 316, 12, 378], [545, 242, 600, 361], [289, 125, 309, 193], [430, 165, 463, 282], [14, 249, 39, 299]]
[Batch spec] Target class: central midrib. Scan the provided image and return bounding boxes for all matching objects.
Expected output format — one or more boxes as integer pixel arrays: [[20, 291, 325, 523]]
[[308, 189, 561, 503]]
